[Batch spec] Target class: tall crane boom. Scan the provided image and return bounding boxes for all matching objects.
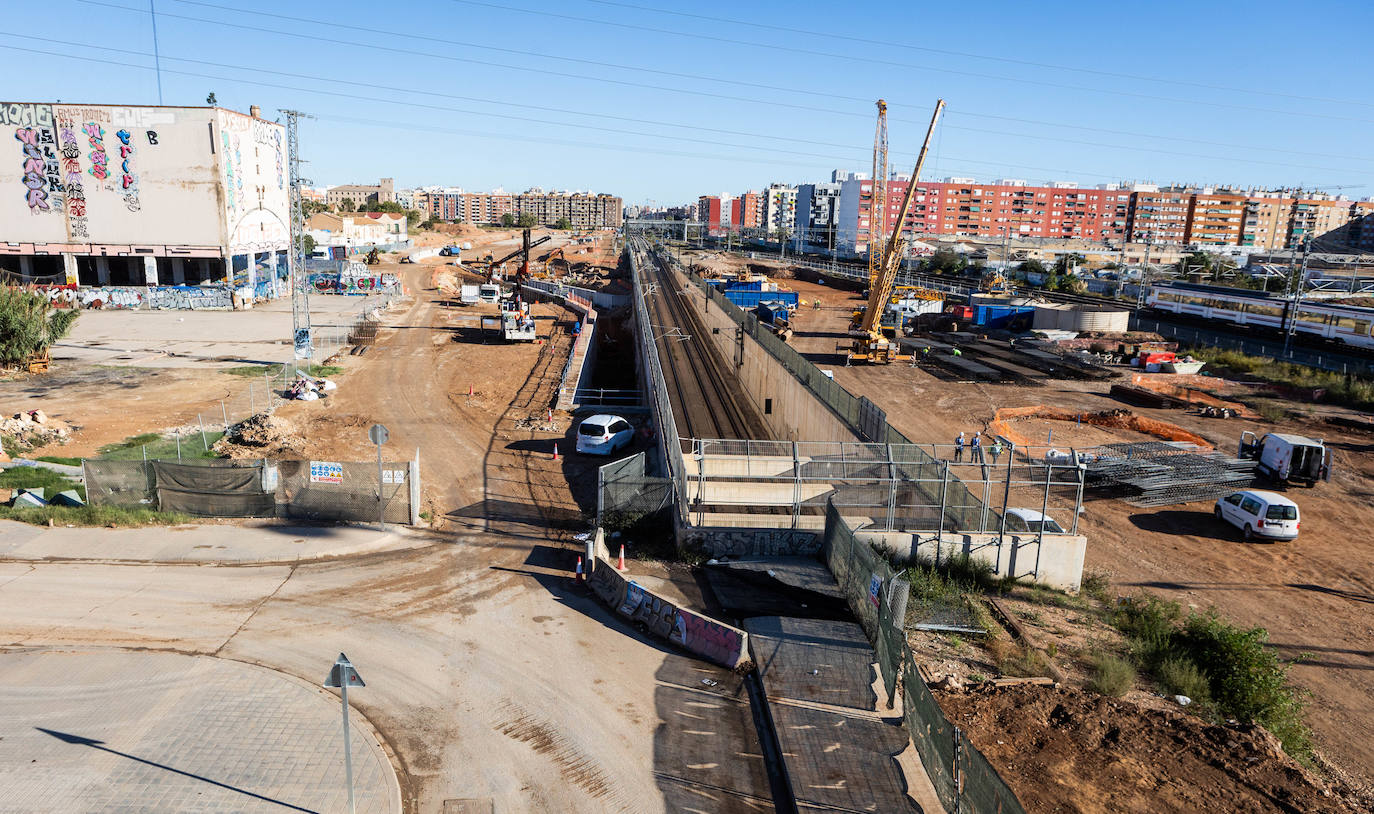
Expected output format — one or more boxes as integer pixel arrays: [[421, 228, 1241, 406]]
[[867, 100, 889, 288], [849, 99, 945, 364]]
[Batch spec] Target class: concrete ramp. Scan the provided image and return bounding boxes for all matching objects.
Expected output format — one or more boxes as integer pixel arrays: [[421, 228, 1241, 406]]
[[744, 617, 919, 813]]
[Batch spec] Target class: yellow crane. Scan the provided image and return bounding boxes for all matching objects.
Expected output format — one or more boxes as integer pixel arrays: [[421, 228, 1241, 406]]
[[848, 99, 945, 364], [867, 100, 889, 289]]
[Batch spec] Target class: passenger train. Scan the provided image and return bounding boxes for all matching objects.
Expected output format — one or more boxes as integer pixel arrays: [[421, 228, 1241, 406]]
[[1146, 281, 1374, 352]]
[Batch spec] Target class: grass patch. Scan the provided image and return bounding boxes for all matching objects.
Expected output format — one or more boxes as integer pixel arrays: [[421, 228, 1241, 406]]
[[1087, 653, 1136, 697], [96, 431, 223, 460], [1110, 593, 1312, 764], [221, 363, 344, 379], [1186, 346, 1374, 411], [1080, 569, 1111, 603], [0, 504, 190, 527], [989, 638, 1053, 678], [0, 466, 86, 502], [34, 455, 82, 467]]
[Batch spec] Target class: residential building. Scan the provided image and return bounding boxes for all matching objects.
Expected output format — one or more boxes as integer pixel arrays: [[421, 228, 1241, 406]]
[[1126, 185, 1191, 244], [795, 183, 842, 249], [0, 100, 287, 288], [1288, 196, 1353, 247], [306, 211, 407, 249], [1241, 195, 1293, 250], [732, 190, 763, 231], [698, 194, 732, 235], [762, 184, 798, 237], [513, 189, 623, 229], [1185, 190, 1247, 245], [326, 177, 394, 209]]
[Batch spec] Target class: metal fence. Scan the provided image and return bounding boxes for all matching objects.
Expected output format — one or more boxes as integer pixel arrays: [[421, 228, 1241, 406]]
[[823, 500, 1027, 814], [84, 457, 418, 523], [1131, 314, 1374, 375], [629, 241, 689, 522], [596, 452, 673, 528]]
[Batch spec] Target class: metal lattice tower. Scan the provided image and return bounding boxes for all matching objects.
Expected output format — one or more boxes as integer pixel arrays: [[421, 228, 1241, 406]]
[[868, 100, 888, 287], [283, 109, 314, 363]]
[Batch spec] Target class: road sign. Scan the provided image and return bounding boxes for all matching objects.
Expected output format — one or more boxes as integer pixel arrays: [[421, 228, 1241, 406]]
[[324, 652, 366, 688], [368, 423, 389, 445], [324, 652, 365, 814]]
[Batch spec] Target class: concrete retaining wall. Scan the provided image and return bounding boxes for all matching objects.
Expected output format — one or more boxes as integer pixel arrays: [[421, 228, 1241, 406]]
[[587, 555, 751, 670], [856, 529, 1087, 592], [683, 526, 822, 558]]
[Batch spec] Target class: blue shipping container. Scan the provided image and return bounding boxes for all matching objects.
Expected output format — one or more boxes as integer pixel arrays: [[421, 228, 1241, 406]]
[[725, 290, 799, 309], [973, 304, 1035, 329], [723, 281, 766, 292]]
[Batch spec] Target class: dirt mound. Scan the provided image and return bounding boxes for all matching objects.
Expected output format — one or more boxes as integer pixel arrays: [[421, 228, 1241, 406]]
[[215, 414, 305, 458], [990, 405, 1210, 449], [937, 683, 1363, 814], [433, 222, 486, 237]]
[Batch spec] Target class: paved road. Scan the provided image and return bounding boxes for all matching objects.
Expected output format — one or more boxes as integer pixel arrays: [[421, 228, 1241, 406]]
[[0, 650, 399, 813]]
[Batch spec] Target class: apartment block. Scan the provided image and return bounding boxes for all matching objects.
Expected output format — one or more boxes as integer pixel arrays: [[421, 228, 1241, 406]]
[[795, 183, 842, 248], [1126, 186, 1191, 244], [732, 190, 763, 230], [1185, 190, 1247, 245], [698, 194, 733, 235], [425, 188, 620, 228], [763, 184, 798, 236]]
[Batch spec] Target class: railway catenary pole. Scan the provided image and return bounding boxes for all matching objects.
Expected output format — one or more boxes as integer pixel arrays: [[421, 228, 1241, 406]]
[[283, 109, 315, 370], [1283, 240, 1312, 355]]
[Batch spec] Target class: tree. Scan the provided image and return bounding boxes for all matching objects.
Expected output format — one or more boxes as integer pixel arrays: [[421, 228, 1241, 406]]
[[336, 199, 355, 212], [362, 200, 404, 214], [516, 212, 538, 228], [1018, 259, 1048, 278], [302, 200, 328, 216], [405, 209, 424, 230], [555, 216, 572, 230], [500, 213, 516, 227], [206, 92, 217, 106], [924, 249, 966, 276], [301, 233, 316, 255], [1053, 253, 1085, 276], [0, 287, 78, 366]]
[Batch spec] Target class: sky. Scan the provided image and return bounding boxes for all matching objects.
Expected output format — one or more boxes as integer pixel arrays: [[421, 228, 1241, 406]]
[[4, 0, 1374, 205]]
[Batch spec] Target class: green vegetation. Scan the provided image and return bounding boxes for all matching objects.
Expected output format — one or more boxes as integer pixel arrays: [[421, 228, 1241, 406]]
[[0, 504, 191, 527], [1185, 346, 1374, 411], [96, 431, 223, 461], [517, 213, 538, 228], [302, 233, 316, 255], [0, 465, 86, 502], [221, 363, 342, 379], [1110, 594, 1311, 763], [34, 455, 82, 467], [499, 213, 516, 227], [0, 286, 79, 366], [555, 216, 573, 230], [1087, 653, 1136, 697]]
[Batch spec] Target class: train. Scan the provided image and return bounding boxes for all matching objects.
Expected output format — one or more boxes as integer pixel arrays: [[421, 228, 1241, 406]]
[[1146, 281, 1374, 351]]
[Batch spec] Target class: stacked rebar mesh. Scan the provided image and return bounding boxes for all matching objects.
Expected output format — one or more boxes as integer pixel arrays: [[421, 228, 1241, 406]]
[[1083, 442, 1256, 507]]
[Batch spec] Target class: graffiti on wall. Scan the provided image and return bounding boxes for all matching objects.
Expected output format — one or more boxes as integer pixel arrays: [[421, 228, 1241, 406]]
[[84, 122, 110, 188], [147, 285, 232, 310], [114, 129, 140, 212], [221, 131, 236, 216], [588, 562, 748, 669], [15, 127, 50, 212], [12, 103, 61, 215], [33, 284, 142, 310], [55, 110, 89, 239], [306, 272, 401, 295]]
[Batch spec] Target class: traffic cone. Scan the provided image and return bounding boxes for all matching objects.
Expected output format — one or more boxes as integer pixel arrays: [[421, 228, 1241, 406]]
[[553, 443, 559, 460], [575, 556, 584, 583], [617, 544, 627, 571]]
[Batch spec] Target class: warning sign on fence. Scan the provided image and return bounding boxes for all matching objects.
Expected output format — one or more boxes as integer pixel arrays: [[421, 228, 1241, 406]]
[[381, 469, 406, 484], [869, 573, 883, 608], [310, 461, 344, 484]]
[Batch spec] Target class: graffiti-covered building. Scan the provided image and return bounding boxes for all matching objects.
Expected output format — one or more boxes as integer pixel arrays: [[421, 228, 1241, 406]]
[[0, 101, 288, 301]]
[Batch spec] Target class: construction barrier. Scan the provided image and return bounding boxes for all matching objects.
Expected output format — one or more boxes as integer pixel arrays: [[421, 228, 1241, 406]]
[[586, 555, 750, 671]]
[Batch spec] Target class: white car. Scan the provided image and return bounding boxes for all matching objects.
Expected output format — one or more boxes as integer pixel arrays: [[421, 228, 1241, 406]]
[[1214, 490, 1300, 542], [1003, 508, 1065, 534], [575, 414, 634, 456]]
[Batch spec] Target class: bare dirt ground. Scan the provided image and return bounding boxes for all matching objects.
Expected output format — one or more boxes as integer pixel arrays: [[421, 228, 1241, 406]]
[[688, 249, 1374, 802]]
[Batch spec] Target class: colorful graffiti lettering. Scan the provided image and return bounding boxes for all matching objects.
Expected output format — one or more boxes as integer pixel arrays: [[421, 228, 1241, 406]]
[[222, 132, 236, 214], [15, 127, 50, 212], [56, 114, 89, 239], [84, 122, 109, 184], [115, 129, 140, 212], [147, 285, 233, 310], [0, 102, 54, 129], [232, 136, 243, 205], [273, 130, 284, 190], [588, 562, 747, 669], [307, 272, 402, 295]]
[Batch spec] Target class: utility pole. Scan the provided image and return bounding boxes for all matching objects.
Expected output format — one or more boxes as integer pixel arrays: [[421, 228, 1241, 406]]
[[149, 1, 164, 105], [283, 110, 315, 368], [1283, 240, 1311, 354]]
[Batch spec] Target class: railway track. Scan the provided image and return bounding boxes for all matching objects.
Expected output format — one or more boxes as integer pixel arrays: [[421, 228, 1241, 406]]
[[640, 247, 770, 441]]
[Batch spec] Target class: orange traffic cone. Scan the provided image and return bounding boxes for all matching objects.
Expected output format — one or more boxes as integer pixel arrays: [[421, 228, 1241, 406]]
[[575, 556, 584, 583], [553, 443, 559, 460], [617, 544, 627, 571]]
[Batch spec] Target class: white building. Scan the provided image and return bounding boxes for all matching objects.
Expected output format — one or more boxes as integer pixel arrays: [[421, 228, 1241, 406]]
[[0, 101, 288, 291], [763, 183, 798, 237], [306, 212, 407, 250]]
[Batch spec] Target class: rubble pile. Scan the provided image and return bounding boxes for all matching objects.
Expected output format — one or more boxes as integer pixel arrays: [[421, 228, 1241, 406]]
[[214, 414, 305, 458], [0, 410, 72, 450]]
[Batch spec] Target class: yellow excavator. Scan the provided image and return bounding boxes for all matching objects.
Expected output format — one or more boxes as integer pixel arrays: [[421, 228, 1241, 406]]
[[847, 99, 945, 364]]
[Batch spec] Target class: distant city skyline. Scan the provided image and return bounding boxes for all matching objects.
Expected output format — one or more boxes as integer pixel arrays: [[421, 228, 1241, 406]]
[[6, 0, 1373, 203]]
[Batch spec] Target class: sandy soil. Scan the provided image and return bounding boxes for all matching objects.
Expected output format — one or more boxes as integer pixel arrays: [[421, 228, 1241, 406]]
[[705, 252, 1374, 795]]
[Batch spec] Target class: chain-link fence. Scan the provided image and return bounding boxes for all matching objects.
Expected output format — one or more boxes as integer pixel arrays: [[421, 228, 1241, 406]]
[[629, 241, 689, 522], [84, 457, 418, 523], [820, 499, 1027, 814], [596, 452, 673, 528]]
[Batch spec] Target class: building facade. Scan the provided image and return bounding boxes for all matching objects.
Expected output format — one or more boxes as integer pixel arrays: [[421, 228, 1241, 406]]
[[326, 177, 394, 209], [426, 188, 620, 228], [732, 190, 763, 231], [0, 101, 288, 289], [697, 194, 732, 235], [1185, 190, 1247, 245], [794, 182, 841, 249], [762, 184, 798, 237]]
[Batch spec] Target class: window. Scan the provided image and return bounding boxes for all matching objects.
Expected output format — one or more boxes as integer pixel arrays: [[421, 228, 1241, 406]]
[[1225, 493, 1243, 506], [1265, 504, 1298, 521], [1240, 497, 1262, 515], [764, 398, 773, 415]]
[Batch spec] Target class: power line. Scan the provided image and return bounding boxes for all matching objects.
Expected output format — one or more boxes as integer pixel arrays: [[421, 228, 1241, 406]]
[[445, 0, 1374, 125], [578, 0, 1374, 111], [85, 0, 1374, 166]]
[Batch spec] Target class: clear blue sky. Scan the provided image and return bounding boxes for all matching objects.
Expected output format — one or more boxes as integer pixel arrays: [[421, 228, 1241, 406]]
[[5, 0, 1373, 205]]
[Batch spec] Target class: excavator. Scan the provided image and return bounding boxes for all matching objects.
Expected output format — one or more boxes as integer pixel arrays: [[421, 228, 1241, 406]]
[[481, 228, 551, 283], [847, 99, 945, 364], [540, 245, 569, 280]]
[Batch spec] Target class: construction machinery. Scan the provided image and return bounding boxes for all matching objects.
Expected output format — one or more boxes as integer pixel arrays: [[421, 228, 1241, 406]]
[[541, 245, 569, 280], [847, 99, 945, 364], [868, 100, 889, 289], [482, 229, 552, 282]]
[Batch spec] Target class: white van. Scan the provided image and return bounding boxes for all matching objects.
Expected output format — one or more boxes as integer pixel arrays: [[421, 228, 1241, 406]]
[[1003, 508, 1065, 534], [1213, 489, 1300, 541]]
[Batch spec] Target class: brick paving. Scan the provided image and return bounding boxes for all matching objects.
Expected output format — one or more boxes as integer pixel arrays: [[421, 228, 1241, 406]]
[[0, 650, 399, 813]]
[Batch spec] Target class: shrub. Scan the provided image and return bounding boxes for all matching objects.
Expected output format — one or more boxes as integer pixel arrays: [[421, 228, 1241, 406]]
[[1080, 569, 1111, 602], [1113, 593, 1182, 666], [1088, 653, 1136, 697], [1157, 655, 1212, 708]]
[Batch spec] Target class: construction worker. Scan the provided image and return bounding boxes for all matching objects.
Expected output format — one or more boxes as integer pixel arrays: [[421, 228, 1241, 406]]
[[951, 347, 962, 357], [971, 432, 985, 464], [813, 298, 822, 311], [921, 346, 930, 359], [989, 438, 1004, 466], [954, 432, 965, 463]]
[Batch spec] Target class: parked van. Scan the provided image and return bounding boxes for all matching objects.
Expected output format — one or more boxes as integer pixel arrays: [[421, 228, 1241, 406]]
[[1003, 508, 1065, 534], [1239, 431, 1330, 487], [1214, 489, 1300, 541]]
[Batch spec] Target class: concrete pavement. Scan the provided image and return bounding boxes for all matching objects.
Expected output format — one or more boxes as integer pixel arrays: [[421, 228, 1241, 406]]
[[0, 519, 430, 563], [0, 649, 400, 813]]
